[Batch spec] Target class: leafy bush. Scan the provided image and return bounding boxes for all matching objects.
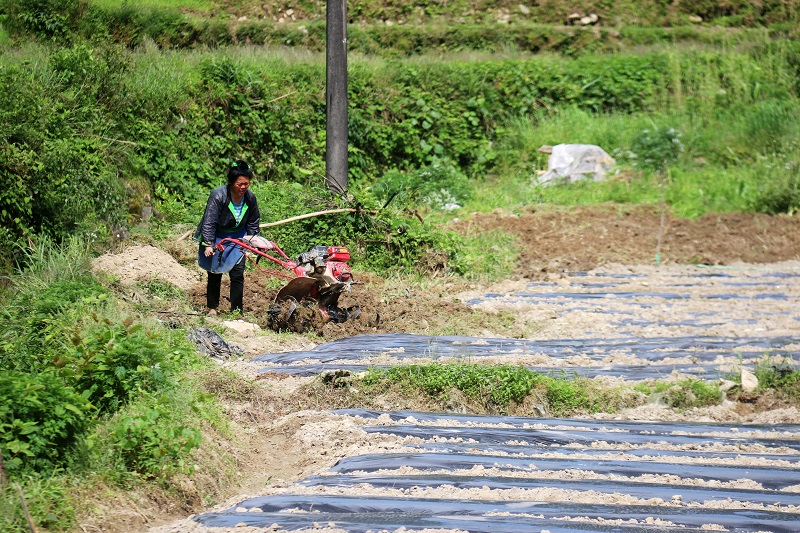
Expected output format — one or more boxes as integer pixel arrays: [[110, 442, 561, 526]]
[[630, 126, 684, 171], [0, 370, 93, 475], [0, 276, 108, 373], [749, 153, 800, 214], [0, 232, 218, 531], [5, 0, 85, 41], [372, 159, 472, 210], [56, 317, 176, 414], [80, 3, 188, 48], [107, 403, 201, 479]]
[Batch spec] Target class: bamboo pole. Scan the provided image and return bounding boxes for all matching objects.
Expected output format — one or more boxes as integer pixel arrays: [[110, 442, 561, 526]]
[[260, 208, 368, 228], [178, 209, 363, 241], [180, 207, 377, 241]]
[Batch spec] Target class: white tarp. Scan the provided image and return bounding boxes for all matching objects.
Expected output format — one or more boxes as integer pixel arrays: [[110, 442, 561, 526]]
[[537, 144, 615, 186]]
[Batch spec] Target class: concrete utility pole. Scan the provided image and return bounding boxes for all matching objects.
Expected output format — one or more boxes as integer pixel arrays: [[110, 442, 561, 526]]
[[325, 0, 348, 194]]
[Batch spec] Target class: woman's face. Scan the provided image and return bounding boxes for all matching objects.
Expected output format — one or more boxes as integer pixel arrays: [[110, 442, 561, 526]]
[[231, 176, 251, 196]]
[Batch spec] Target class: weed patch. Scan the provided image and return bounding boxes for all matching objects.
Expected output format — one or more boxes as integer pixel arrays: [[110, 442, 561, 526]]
[[635, 379, 722, 409], [755, 358, 800, 401], [357, 364, 638, 416]]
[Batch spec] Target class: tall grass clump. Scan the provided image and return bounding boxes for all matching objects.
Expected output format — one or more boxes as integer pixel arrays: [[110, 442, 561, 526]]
[[634, 379, 721, 409], [754, 358, 800, 401]]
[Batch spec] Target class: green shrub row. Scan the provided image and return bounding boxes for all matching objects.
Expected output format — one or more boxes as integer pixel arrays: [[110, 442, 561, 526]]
[[361, 363, 770, 415], [79, 12, 783, 58], [4, 0, 798, 51], [362, 363, 632, 416]]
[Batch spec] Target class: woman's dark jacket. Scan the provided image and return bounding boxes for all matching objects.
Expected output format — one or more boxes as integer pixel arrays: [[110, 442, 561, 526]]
[[194, 185, 260, 246]]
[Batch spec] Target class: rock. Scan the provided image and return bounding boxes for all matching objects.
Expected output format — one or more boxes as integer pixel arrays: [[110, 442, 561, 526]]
[[518, 4, 530, 15], [741, 369, 759, 393], [580, 16, 593, 25], [536, 144, 616, 186], [719, 379, 738, 392], [688, 15, 703, 23]]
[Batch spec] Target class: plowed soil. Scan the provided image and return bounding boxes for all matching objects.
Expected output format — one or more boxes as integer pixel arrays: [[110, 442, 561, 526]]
[[452, 204, 800, 277]]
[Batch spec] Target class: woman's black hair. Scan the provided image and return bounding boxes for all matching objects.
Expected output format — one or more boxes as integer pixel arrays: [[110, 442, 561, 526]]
[[227, 159, 253, 183]]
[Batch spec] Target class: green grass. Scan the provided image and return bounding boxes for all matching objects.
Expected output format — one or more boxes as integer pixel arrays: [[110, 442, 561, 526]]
[[483, 97, 800, 217], [91, 0, 214, 11], [755, 358, 800, 400]]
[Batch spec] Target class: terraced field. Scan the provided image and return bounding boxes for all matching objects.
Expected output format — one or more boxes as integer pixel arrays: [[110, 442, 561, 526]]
[[163, 262, 800, 532]]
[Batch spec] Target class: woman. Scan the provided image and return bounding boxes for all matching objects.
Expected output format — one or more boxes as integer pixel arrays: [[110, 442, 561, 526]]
[[195, 160, 262, 315]]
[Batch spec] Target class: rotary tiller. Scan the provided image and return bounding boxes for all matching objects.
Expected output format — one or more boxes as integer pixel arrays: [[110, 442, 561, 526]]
[[213, 236, 362, 323]]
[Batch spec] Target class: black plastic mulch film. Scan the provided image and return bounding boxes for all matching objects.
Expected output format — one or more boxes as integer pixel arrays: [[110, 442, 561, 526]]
[[196, 411, 800, 532], [196, 267, 800, 531]]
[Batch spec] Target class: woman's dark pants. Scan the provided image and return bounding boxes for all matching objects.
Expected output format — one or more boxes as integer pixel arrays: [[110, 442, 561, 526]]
[[207, 258, 246, 312]]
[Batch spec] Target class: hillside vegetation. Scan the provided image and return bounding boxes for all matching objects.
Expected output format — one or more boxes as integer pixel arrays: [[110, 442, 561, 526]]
[[1, 1, 800, 530]]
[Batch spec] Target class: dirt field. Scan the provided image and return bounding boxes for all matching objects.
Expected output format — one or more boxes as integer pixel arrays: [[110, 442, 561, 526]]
[[453, 204, 800, 278], [86, 206, 800, 533]]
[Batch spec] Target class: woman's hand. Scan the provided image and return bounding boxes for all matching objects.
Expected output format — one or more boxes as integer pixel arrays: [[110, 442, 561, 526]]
[[204, 246, 215, 257]]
